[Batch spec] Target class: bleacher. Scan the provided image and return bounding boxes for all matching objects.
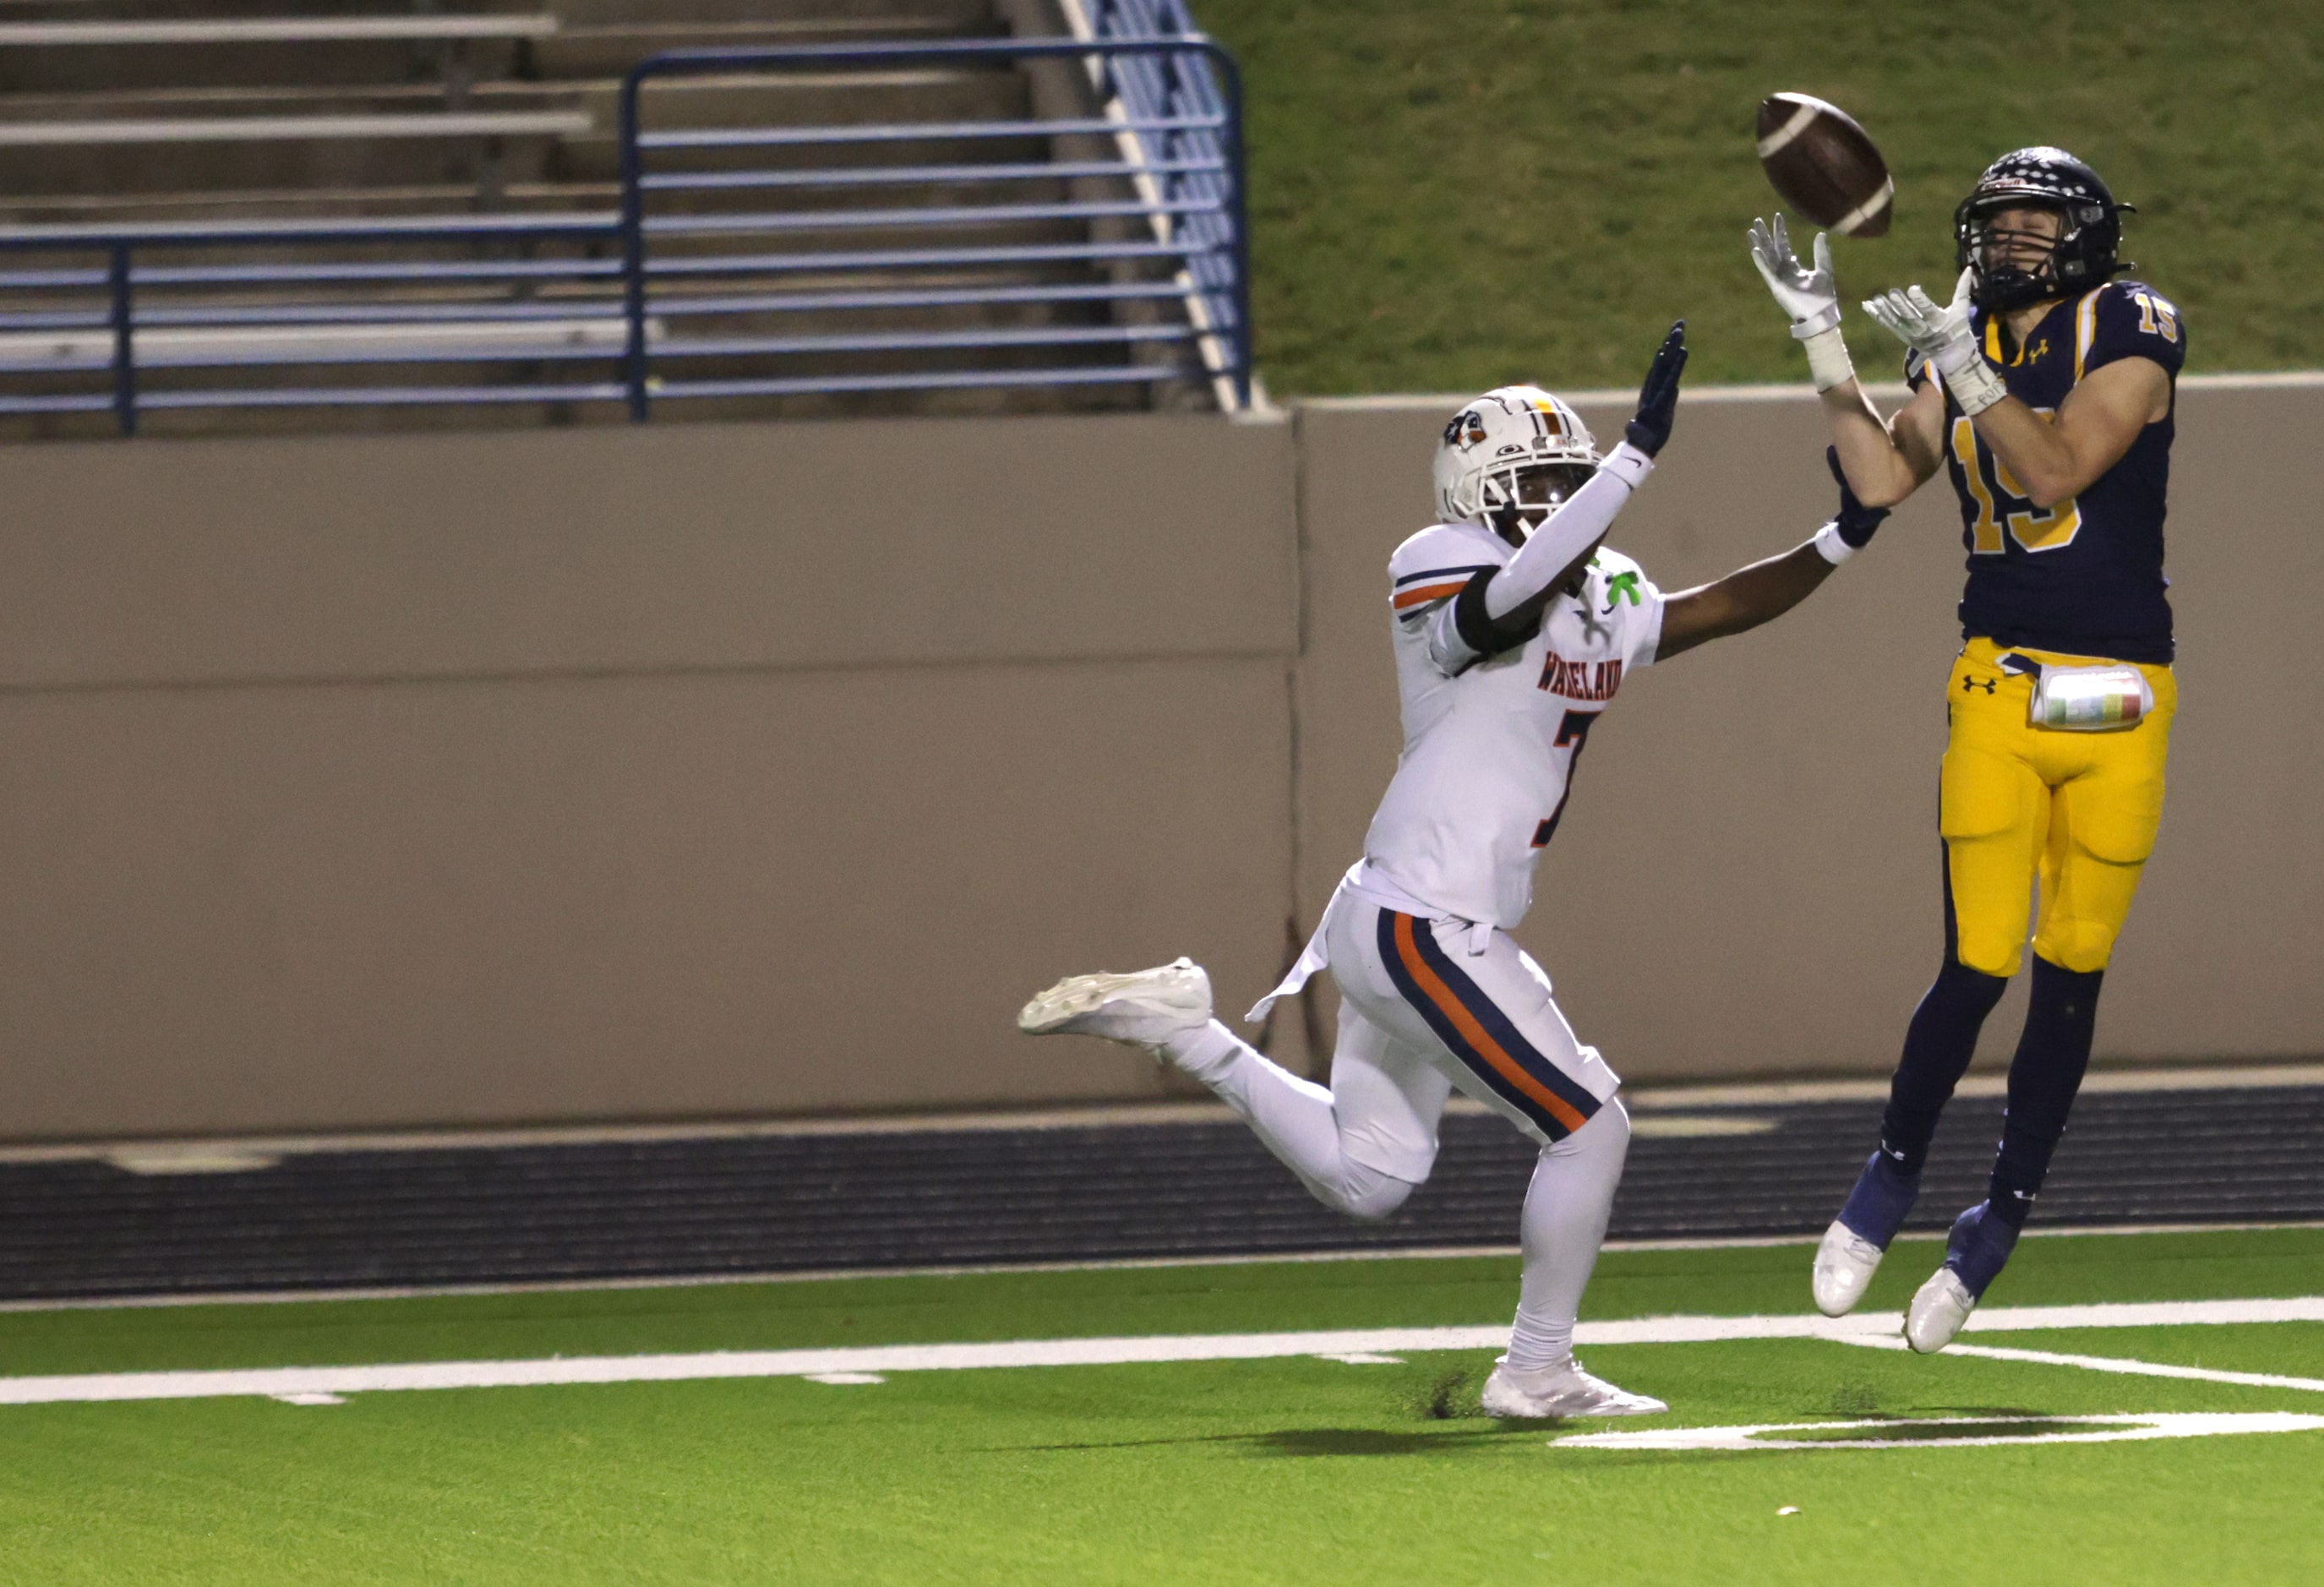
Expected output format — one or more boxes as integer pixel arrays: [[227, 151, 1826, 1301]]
[[0, 0, 1249, 436]]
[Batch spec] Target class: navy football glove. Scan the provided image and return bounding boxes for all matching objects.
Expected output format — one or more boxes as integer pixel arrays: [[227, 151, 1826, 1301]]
[[1623, 320, 1688, 457], [1827, 444, 1890, 548]]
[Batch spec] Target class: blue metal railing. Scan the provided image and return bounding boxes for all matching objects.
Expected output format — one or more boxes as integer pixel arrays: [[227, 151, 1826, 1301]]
[[1083, 1, 1241, 396], [614, 37, 1247, 418], [0, 35, 1249, 434]]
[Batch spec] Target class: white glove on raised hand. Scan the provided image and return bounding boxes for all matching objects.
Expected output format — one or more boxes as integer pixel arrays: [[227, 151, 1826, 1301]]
[[1748, 213, 1840, 335], [1748, 213, 1853, 391], [1862, 268, 2010, 415]]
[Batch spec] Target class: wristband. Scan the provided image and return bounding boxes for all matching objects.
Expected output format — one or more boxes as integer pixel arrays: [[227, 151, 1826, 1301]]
[[1789, 303, 1841, 339], [1811, 520, 1856, 565], [1796, 324, 1855, 393], [1943, 357, 2010, 417], [1595, 439, 1654, 490]]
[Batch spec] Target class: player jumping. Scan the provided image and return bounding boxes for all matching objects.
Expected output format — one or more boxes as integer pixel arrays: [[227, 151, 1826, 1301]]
[[1750, 148, 2183, 1350], [1021, 323, 1891, 1418]]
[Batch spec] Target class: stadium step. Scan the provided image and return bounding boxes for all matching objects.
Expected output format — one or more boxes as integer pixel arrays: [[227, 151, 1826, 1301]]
[[0, 1, 1227, 426]]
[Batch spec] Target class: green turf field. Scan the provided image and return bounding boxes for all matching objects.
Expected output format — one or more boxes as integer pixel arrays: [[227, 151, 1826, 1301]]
[[1189, 0, 2324, 395], [3, 1227, 2320, 1584]]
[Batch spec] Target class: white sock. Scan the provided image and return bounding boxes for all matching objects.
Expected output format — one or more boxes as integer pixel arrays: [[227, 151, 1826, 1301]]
[[1503, 1099, 1631, 1372], [1158, 1020, 1413, 1219]]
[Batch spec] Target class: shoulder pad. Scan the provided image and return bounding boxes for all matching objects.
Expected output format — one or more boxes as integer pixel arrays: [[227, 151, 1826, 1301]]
[[1388, 521, 1508, 581], [2082, 281, 2184, 376]]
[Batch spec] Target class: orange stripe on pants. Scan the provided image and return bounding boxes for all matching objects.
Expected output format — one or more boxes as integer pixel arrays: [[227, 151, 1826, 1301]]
[[1392, 913, 1589, 1135]]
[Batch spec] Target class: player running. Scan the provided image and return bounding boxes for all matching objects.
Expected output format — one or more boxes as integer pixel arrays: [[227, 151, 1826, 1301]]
[[1750, 148, 2184, 1350], [1021, 323, 1891, 1419]]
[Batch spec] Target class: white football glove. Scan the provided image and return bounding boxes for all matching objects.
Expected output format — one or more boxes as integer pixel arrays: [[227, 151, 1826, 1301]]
[[1862, 268, 2010, 415], [1748, 213, 1839, 335], [1748, 213, 1852, 391]]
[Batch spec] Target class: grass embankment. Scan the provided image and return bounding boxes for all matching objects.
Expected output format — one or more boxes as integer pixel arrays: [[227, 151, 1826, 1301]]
[[1192, 0, 2324, 394]]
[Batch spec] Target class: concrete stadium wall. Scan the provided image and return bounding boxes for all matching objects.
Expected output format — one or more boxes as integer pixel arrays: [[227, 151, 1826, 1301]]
[[2, 382, 2316, 1138], [0, 416, 1298, 1137]]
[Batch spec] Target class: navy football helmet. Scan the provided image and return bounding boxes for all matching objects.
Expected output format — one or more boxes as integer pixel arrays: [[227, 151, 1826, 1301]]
[[1953, 147, 2134, 313]]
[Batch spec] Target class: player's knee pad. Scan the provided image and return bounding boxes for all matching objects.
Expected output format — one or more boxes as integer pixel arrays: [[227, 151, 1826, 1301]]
[[1552, 1093, 1630, 1162], [1326, 1160, 1421, 1223], [1952, 927, 2023, 979], [2034, 913, 2119, 974], [2068, 777, 2165, 867], [1946, 856, 2027, 978]]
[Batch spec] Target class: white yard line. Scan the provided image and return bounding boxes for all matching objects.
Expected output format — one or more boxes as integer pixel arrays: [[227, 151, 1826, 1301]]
[[1838, 1335, 2324, 1394], [1552, 1411, 2324, 1453], [3, 1297, 2317, 1408], [11, 1220, 2319, 1316]]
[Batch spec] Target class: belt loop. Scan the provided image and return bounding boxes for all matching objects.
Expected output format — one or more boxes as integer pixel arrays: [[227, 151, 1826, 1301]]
[[1465, 921, 1492, 957]]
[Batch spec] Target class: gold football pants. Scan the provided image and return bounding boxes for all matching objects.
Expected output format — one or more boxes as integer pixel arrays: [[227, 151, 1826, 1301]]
[[1940, 637, 2176, 978]]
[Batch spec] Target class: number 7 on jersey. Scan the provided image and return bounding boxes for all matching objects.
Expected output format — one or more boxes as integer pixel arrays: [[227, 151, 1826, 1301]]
[[1531, 709, 1600, 848]]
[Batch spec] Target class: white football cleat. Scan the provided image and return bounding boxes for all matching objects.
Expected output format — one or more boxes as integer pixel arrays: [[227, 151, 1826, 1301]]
[[1812, 1220, 1887, 1317], [1016, 957, 1213, 1047], [1480, 1357, 1667, 1419], [1905, 1266, 1977, 1354]]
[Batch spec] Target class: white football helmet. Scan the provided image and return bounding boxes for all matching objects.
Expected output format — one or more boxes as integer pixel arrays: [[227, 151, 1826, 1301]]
[[1433, 385, 1600, 536]]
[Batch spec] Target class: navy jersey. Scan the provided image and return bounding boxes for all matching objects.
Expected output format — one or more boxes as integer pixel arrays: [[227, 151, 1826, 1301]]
[[1908, 281, 2185, 663]]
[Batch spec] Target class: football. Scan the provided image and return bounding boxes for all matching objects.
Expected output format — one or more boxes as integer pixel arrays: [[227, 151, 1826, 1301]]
[[1755, 91, 1894, 237]]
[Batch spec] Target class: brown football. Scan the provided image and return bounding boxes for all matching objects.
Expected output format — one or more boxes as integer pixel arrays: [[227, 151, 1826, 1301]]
[[1755, 92, 1893, 237]]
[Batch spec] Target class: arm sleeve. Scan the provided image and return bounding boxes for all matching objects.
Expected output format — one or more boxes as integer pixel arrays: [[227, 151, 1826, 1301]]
[[2083, 283, 2185, 380], [1479, 441, 1655, 619], [1423, 589, 1489, 675]]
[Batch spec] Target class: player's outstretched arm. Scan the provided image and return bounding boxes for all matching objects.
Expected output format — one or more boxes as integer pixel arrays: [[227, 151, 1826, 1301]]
[[1748, 215, 1938, 507], [1861, 270, 2165, 507], [1442, 323, 1688, 662], [1655, 449, 1888, 663]]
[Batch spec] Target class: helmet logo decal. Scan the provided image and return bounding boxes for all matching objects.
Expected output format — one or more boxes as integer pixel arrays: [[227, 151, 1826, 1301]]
[[1444, 409, 1488, 449]]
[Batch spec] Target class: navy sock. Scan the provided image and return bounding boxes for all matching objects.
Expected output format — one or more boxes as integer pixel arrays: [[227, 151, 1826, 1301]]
[[1988, 956, 2104, 1229], [1836, 1150, 1920, 1247], [1943, 1200, 2021, 1299], [1878, 957, 2009, 1175]]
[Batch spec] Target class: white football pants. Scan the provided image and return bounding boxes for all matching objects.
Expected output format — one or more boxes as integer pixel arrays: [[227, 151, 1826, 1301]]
[[1162, 891, 1631, 1372]]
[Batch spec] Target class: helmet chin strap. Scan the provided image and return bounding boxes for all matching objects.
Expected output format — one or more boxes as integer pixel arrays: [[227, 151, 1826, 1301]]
[[1974, 257, 2062, 314], [1487, 502, 1530, 548]]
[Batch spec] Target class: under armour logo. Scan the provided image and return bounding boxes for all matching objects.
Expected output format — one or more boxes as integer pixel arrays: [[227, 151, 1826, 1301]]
[[2027, 336, 2051, 363], [1964, 677, 1997, 695], [1601, 570, 1643, 613]]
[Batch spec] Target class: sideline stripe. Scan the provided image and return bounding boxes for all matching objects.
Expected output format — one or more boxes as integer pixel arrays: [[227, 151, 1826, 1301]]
[[6, 1062, 2315, 1168], [3, 1297, 2317, 1407], [1841, 1336, 2324, 1394]]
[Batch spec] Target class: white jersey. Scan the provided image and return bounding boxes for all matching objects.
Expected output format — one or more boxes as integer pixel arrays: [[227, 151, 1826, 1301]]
[[1361, 522, 1667, 930]]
